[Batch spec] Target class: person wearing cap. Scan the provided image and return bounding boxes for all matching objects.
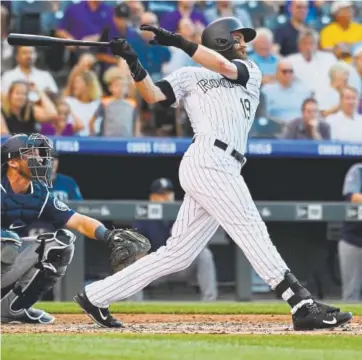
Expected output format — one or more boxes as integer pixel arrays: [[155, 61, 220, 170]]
[[320, 1, 362, 63], [96, 3, 136, 72], [131, 178, 218, 301]]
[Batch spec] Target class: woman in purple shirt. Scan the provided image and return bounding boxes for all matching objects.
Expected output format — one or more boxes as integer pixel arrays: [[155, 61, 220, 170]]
[[41, 100, 84, 136]]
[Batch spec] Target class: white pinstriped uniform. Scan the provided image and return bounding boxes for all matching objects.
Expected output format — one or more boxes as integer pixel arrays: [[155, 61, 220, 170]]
[[85, 60, 289, 307]]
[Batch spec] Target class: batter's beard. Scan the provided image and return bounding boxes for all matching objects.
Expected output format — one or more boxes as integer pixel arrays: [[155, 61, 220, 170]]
[[222, 48, 247, 61]]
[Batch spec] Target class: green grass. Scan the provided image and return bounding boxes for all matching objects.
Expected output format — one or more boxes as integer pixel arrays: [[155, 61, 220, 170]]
[[2, 334, 361, 360], [37, 301, 362, 315]]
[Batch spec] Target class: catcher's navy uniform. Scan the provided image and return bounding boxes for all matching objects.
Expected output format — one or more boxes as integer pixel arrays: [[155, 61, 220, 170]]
[[1, 134, 76, 324]]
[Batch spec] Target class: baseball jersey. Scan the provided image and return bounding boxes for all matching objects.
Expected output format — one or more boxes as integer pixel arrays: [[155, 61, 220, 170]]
[[1, 175, 75, 237], [163, 59, 262, 153], [25, 173, 82, 237], [342, 163, 362, 247]]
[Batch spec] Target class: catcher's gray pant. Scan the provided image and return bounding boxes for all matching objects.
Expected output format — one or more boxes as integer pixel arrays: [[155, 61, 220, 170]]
[[127, 247, 217, 301], [1, 230, 75, 321], [339, 240, 362, 301]]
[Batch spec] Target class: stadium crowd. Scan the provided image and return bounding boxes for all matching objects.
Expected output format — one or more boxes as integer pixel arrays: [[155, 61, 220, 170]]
[[1, 0, 362, 141]]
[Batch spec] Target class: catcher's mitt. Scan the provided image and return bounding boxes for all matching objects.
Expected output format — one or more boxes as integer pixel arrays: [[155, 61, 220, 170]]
[[107, 229, 151, 273]]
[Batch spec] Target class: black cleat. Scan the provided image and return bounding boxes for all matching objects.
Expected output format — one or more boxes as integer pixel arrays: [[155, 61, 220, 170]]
[[293, 301, 352, 331], [1, 307, 55, 324], [73, 291, 123, 328]]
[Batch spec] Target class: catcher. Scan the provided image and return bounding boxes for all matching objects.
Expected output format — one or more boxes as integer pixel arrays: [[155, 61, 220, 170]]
[[1, 133, 150, 326]]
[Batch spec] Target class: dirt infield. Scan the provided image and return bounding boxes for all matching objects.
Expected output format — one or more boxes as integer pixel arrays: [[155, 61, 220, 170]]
[[2, 314, 362, 335]]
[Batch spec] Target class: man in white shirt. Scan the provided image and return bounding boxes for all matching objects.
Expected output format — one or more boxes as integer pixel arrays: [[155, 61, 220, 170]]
[[287, 29, 337, 101], [327, 86, 362, 142], [1, 46, 58, 95]]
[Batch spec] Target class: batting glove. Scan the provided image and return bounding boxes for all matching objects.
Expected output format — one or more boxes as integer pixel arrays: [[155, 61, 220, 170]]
[[140, 24, 198, 57], [110, 38, 147, 82]]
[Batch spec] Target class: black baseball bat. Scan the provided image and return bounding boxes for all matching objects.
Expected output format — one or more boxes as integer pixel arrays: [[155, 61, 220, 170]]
[[7, 33, 109, 47]]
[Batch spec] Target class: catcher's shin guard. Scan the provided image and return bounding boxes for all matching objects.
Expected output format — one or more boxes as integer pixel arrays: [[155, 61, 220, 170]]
[[1, 230, 75, 323]]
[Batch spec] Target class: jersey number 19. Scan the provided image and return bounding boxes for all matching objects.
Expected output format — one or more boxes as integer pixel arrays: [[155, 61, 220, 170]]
[[240, 98, 251, 121]]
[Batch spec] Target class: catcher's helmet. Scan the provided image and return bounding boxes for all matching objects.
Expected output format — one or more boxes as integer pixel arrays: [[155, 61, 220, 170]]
[[201, 17, 256, 58], [1, 133, 54, 187]]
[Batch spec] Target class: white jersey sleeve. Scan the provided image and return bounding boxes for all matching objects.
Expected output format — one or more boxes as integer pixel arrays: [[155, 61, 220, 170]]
[[232, 59, 262, 100], [162, 67, 194, 107]]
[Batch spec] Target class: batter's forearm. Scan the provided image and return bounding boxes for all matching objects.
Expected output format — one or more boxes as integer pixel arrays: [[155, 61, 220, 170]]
[[134, 74, 166, 104], [191, 45, 237, 79]]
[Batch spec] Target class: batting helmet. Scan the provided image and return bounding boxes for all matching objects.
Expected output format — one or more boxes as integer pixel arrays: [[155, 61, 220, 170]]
[[201, 17, 256, 59]]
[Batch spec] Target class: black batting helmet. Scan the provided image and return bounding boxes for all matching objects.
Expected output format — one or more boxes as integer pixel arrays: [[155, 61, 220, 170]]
[[1, 133, 54, 187], [201, 17, 256, 59]]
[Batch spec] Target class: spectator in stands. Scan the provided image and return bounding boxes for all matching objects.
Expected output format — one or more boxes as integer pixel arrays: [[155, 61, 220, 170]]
[[285, 0, 326, 24], [162, 18, 200, 77], [96, 4, 135, 81], [262, 59, 312, 124], [56, 0, 112, 44], [130, 178, 218, 302], [160, 0, 207, 32], [1, 81, 57, 135], [56, 0, 112, 66], [204, 1, 253, 30], [317, 62, 350, 117], [274, 0, 309, 56], [339, 162, 362, 301], [1, 46, 58, 95], [249, 28, 278, 85], [89, 66, 140, 137], [40, 99, 84, 136], [1, 5, 13, 74], [320, 1, 362, 63], [287, 29, 337, 102], [283, 98, 330, 140], [51, 151, 83, 202], [128, 12, 171, 82], [63, 70, 102, 136], [326, 86, 362, 142], [352, 47, 362, 108], [126, 0, 145, 28]]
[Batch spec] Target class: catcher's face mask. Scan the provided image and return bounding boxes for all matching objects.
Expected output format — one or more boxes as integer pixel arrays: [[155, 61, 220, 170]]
[[19, 133, 54, 187]]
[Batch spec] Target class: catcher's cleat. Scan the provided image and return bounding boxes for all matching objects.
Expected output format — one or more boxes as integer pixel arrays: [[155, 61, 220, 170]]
[[1, 307, 55, 324], [74, 291, 123, 328], [292, 301, 352, 331]]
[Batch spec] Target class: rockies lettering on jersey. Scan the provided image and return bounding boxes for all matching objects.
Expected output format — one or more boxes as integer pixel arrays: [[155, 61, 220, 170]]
[[164, 60, 262, 154]]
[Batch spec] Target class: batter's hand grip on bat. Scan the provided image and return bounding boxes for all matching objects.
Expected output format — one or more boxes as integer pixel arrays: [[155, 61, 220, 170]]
[[7, 33, 109, 47]]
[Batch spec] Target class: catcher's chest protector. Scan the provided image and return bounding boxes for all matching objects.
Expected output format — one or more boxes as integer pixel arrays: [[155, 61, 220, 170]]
[[1, 180, 49, 230]]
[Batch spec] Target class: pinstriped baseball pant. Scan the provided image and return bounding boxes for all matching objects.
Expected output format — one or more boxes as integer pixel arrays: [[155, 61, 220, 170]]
[[86, 138, 289, 307]]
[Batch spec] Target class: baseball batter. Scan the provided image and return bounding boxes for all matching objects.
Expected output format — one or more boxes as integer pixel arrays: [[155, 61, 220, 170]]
[[75, 18, 352, 331]]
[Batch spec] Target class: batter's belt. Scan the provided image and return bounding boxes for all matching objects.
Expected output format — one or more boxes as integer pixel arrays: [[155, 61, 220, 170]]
[[192, 138, 245, 164]]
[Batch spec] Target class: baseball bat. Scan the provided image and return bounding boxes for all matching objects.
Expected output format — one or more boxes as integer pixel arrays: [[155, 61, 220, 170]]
[[7, 33, 109, 47]]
